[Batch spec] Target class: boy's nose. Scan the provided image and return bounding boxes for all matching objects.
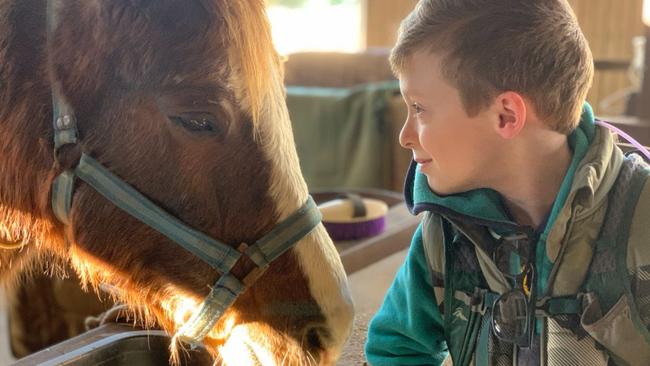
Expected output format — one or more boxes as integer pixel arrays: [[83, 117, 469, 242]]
[[399, 117, 416, 149]]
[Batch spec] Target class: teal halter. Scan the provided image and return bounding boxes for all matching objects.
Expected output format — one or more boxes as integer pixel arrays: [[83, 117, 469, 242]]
[[47, 0, 322, 347]]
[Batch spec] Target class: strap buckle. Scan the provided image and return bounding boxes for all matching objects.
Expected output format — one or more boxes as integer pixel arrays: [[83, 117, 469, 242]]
[[535, 294, 585, 317], [237, 243, 270, 287], [536, 296, 552, 317]]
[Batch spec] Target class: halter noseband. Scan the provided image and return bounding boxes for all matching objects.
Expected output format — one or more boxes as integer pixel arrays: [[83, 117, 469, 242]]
[[46, 0, 321, 347]]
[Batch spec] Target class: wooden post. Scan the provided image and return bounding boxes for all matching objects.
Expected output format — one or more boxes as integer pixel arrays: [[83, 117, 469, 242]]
[[364, 0, 418, 48], [640, 26, 650, 120]]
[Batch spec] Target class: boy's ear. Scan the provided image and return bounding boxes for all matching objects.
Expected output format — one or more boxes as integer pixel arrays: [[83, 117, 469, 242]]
[[493, 91, 527, 139]]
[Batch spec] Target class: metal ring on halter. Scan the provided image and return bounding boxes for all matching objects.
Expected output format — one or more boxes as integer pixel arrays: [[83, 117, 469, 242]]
[[0, 236, 26, 250]]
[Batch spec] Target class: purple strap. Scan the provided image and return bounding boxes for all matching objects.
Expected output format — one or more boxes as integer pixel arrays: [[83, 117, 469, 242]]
[[595, 119, 650, 161]]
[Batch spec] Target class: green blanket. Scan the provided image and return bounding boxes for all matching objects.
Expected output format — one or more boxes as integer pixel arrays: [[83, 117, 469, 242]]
[[286, 81, 401, 190]]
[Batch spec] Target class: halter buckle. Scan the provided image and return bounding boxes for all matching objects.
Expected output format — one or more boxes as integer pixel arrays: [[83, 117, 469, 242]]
[[242, 265, 270, 287], [55, 114, 75, 130], [237, 242, 269, 286]]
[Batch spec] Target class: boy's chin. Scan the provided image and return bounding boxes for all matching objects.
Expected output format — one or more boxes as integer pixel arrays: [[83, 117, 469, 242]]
[[426, 175, 466, 197]]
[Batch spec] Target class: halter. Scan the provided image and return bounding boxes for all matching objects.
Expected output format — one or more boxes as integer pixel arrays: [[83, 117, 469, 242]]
[[46, 1, 321, 347]]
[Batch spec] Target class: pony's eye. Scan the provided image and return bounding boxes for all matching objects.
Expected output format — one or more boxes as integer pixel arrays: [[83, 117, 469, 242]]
[[169, 112, 222, 135]]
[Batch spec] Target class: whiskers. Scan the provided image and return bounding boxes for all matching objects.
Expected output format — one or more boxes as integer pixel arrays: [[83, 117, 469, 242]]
[[68, 246, 168, 333], [65, 247, 324, 366], [212, 322, 321, 366], [0, 204, 63, 287]]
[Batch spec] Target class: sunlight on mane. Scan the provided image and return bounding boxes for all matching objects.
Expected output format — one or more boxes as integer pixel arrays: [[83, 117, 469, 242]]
[[67, 247, 160, 330], [0, 205, 51, 252], [69, 247, 115, 294], [221, 0, 283, 124], [0, 204, 63, 287]]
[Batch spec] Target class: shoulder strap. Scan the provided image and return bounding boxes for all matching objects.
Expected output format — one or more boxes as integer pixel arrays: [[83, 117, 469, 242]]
[[613, 153, 650, 329], [587, 153, 649, 308], [626, 156, 650, 322], [421, 212, 446, 306], [581, 154, 650, 364]]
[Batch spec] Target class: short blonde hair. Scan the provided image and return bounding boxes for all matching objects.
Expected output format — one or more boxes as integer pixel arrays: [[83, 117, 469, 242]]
[[391, 0, 594, 134]]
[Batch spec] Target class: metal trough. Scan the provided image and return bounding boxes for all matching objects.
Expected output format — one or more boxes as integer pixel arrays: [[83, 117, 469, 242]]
[[12, 324, 212, 366]]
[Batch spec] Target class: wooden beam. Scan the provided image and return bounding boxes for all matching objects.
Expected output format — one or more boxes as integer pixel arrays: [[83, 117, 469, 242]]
[[364, 0, 418, 48], [640, 26, 650, 119]]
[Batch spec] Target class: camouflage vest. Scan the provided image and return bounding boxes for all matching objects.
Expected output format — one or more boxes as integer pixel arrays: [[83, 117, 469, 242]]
[[422, 154, 650, 366]]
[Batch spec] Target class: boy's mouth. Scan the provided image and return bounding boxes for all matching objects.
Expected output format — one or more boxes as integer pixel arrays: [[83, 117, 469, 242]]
[[414, 158, 432, 165]]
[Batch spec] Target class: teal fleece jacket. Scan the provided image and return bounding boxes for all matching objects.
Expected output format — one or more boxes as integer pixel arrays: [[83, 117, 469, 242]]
[[365, 105, 596, 365]]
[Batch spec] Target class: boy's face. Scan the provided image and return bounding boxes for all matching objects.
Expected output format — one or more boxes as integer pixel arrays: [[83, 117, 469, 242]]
[[398, 51, 503, 195]]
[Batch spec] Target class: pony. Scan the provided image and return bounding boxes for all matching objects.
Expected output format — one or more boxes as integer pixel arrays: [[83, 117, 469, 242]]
[[0, 0, 354, 364]]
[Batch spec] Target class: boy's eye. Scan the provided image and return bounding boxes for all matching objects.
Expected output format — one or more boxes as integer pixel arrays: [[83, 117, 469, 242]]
[[411, 103, 424, 114]]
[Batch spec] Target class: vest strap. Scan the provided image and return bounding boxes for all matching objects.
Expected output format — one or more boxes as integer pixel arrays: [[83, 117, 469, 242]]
[[476, 313, 491, 366], [536, 295, 583, 317], [475, 290, 499, 366]]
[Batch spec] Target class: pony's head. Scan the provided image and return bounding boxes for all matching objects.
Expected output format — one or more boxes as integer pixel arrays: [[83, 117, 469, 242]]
[[0, 0, 354, 364]]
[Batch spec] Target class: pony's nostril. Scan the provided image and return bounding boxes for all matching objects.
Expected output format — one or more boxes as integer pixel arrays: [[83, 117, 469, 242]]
[[304, 326, 327, 352]]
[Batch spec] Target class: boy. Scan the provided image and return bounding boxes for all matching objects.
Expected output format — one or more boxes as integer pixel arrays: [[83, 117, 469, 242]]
[[365, 1, 650, 365]]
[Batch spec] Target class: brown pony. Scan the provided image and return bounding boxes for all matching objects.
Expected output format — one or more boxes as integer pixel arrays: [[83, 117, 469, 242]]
[[0, 0, 354, 364]]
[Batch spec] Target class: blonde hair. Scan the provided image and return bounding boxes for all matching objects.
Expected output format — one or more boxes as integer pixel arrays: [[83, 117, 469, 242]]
[[391, 0, 594, 134]]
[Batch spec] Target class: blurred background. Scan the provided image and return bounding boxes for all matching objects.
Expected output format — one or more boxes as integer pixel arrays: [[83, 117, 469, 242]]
[[270, 0, 648, 116]]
